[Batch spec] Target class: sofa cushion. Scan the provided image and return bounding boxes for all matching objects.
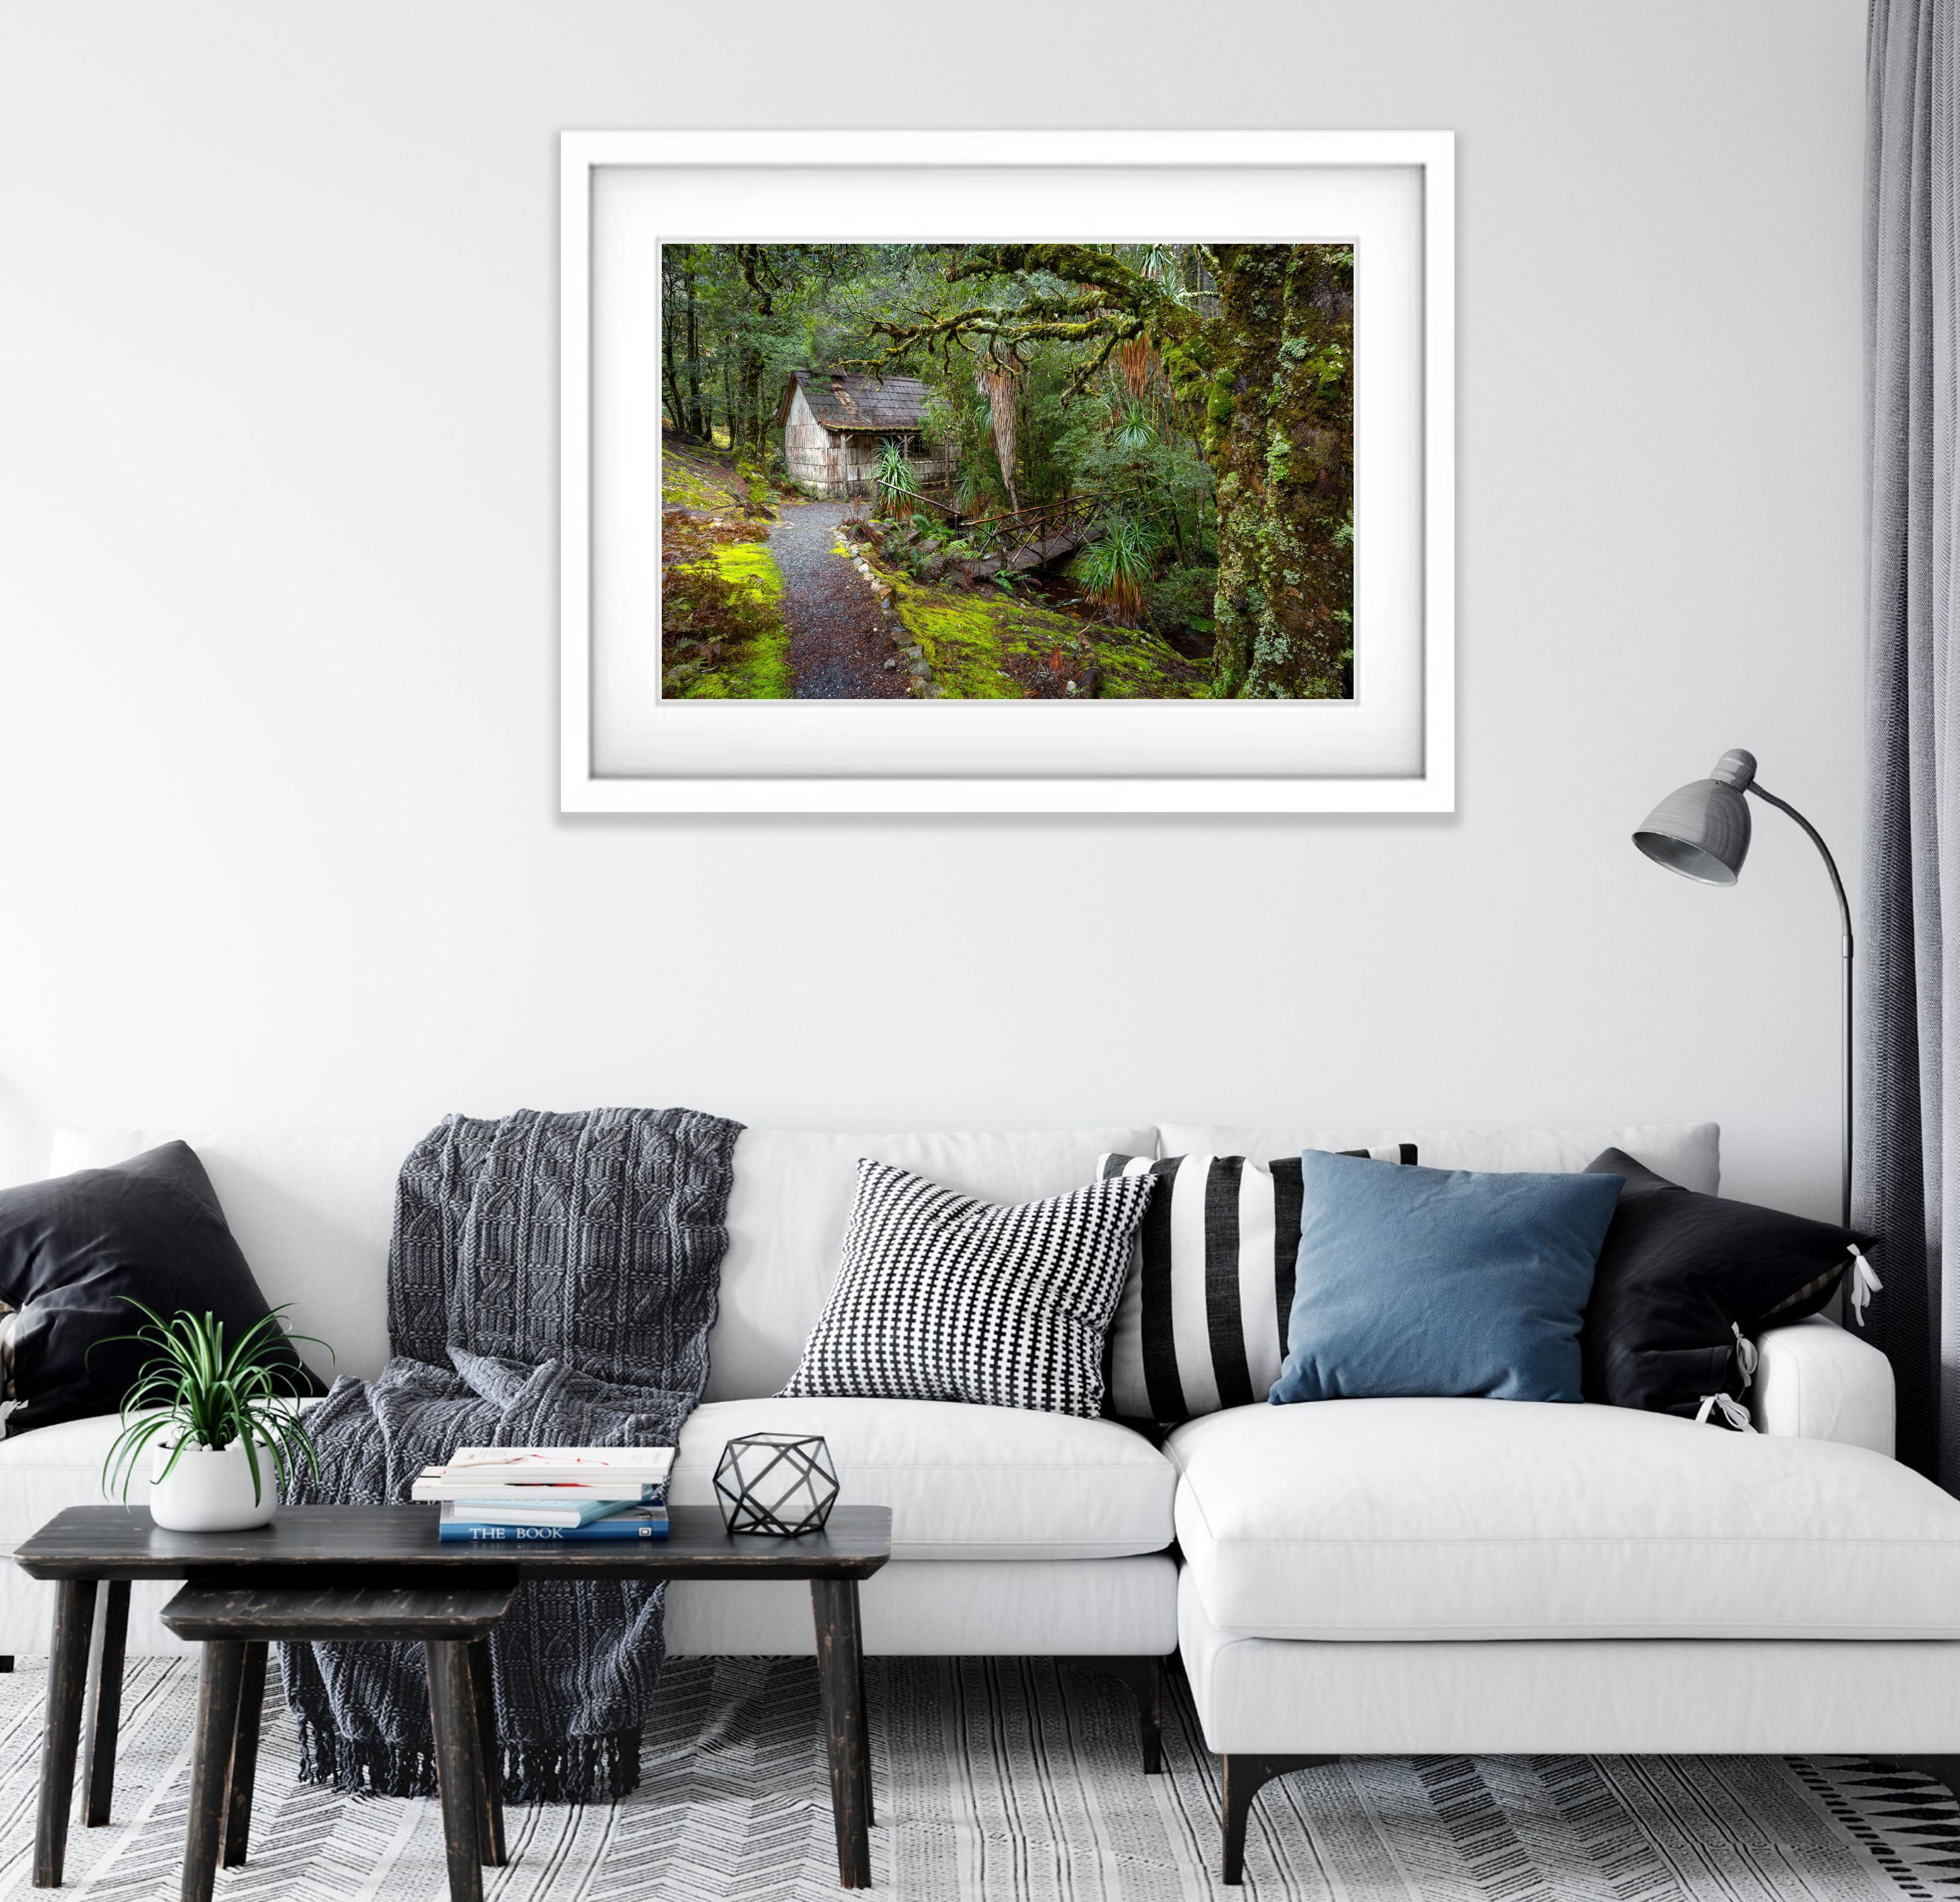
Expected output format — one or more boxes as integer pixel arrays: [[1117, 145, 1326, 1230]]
[[1170, 1397, 1960, 1639], [1268, 1153, 1624, 1406], [48, 1129, 421, 1382], [668, 1556, 1179, 1658], [1581, 1148, 1873, 1419], [672, 1395, 1175, 1560], [1097, 1146, 1417, 1424], [779, 1161, 1155, 1418], [0, 1400, 330, 1561], [1, 1392, 1178, 1567], [0, 1411, 149, 1556], [1162, 1123, 1720, 1194], [709, 1127, 1156, 1399], [46, 1124, 1714, 1404], [46, 1125, 1159, 1400], [1, 1142, 323, 1435]]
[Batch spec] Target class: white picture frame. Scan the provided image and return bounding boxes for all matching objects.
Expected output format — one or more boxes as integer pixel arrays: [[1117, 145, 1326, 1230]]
[[560, 131, 1454, 814]]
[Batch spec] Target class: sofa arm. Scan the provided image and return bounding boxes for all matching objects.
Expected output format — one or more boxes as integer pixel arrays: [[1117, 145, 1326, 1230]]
[[1750, 1314, 1895, 1456]]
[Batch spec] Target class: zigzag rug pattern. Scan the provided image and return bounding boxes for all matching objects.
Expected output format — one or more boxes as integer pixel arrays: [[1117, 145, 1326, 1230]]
[[0, 1655, 1952, 1900]]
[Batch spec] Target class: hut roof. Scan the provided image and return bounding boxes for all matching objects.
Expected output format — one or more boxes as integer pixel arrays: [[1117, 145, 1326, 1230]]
[[786, 369, 932, 433]]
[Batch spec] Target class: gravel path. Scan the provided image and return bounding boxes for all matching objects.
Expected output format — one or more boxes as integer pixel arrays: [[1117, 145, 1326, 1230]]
[[769, 500, 909, 699]]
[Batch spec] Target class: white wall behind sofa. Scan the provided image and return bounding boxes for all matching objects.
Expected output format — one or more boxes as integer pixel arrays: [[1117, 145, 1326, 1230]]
[[0, 2, 1865, 1217]]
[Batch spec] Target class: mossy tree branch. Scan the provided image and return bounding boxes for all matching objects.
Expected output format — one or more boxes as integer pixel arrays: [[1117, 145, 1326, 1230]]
[[840, 244, 1194, 395]]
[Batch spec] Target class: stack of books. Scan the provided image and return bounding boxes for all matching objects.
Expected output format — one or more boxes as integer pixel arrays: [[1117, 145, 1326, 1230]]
[[412, 1447, 674, 1542]]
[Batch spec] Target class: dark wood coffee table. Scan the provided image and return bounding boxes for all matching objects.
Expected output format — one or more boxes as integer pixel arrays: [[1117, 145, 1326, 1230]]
[[13, 1503, 892, 1892]]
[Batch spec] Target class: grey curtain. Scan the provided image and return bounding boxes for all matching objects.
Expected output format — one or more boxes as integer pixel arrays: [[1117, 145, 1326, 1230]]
[[1858, 0, 1960, 1479]]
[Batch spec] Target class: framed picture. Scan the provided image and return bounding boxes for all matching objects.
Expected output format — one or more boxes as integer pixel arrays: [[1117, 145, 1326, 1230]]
[[560, 131, 1453, 813]]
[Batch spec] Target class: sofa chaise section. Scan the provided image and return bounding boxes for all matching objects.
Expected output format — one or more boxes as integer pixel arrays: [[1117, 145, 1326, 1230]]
[[1170, 1347, 1948, 1881], [1170, 1394, 1951, 1644]]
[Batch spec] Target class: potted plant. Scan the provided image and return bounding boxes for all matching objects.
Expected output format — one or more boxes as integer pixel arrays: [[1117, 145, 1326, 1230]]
[[101, 1304, 327, 1533]]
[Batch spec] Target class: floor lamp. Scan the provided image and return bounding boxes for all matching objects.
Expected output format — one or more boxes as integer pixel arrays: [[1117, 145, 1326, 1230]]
[[1631, 748, 1856, 1231]]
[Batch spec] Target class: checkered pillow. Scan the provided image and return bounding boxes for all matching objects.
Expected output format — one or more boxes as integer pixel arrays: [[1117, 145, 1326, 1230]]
[[779, 1159, 1158, 1417]]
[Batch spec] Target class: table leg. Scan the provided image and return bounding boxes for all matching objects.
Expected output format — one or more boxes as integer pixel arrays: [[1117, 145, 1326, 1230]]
[[424, 1640, 485, 1902], [811, 1579, 872, 1889], [34, 1575, 97, 1888], [181, 1643, 247, 1902], [856, 1641, 874, 1828], [464, 1637, 506, 1866], [81, 1580, 130, 1826], [221, 1642, 268, 1867]]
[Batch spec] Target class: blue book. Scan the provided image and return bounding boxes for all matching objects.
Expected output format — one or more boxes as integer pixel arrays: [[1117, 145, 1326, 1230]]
[[447, 1495, 635, 1529], [438, 1503, 669, 1542]]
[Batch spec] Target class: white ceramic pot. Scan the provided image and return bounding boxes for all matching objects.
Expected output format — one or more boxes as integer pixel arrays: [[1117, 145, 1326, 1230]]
[[149, 1437, 277, 1533]]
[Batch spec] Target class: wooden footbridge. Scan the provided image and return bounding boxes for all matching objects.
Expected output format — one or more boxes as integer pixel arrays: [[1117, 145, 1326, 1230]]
[[913, 493, 1103, 576]]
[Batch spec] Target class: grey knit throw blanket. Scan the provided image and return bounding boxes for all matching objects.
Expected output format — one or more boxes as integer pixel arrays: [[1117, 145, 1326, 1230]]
[[281, 1106, 743, 1803]]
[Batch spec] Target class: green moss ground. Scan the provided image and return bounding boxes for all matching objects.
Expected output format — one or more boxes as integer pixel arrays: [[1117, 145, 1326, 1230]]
[[663, 459, 742, 513], [892, 576, 1205, 699], [1092, 624, 1210, 697], [662, 542, 791, 699], [900, 593, 1022, 699]]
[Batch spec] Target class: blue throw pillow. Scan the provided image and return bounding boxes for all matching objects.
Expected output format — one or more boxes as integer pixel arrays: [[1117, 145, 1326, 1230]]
[[1269, 1151, 1624, 1405]]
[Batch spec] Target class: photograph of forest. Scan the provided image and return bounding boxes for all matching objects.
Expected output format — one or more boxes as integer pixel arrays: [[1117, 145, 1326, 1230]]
[[659, 243, 1354, 703]]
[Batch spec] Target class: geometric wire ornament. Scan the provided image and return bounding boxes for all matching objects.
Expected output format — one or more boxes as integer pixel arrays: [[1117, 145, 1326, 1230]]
[[713, 1432, 840, 1537]]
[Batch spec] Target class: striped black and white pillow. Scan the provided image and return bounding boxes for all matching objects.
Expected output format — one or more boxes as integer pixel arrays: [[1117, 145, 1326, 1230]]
[[781, 1158, 1158, 1418], [1098, 1147, 1418, 1424]]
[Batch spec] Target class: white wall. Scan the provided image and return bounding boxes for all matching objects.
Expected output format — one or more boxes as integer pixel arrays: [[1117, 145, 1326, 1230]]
[[0, 2, 1867, 1217]]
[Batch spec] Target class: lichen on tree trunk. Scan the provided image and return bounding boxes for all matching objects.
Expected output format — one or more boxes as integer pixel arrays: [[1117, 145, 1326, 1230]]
[[1207, 245, 1354, 699]]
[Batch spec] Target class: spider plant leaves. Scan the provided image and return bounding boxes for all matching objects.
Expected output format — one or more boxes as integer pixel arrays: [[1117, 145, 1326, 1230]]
[[99, 1299, 329, 1508]]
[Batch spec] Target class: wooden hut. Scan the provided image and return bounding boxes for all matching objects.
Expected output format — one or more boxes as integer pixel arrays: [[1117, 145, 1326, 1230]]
[[779, 369, 953, 500]]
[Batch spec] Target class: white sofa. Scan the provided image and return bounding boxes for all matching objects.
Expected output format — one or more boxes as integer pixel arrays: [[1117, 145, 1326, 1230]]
[[2, 1117, 1943, 1885]]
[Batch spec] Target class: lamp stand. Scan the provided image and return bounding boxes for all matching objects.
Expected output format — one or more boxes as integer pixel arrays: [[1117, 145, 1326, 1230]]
[[1747, 783, 1854, 1228]]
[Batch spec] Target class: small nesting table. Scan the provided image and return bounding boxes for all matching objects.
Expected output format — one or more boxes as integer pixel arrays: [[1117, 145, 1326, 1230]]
[[14, 1503, 893, 1893], [160, 1574, 518, 1902]]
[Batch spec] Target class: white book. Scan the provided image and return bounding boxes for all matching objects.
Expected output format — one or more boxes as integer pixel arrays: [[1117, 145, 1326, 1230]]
[[409, 1473, 665, 1504], [409, 1446, 673, 1504], [444, 1447, 673, 1485]]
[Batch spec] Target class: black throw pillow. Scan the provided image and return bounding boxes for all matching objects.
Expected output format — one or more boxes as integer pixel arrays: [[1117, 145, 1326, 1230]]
[[0, 1142, 322, 1436], [1579, 1146, 1875, 1420]]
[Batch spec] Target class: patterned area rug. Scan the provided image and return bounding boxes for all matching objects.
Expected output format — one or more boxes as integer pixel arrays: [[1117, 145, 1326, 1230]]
[[0, 1654, 1955, 1900]]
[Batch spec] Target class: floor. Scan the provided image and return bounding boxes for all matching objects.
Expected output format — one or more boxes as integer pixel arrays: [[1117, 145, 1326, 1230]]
[[0, 1654, 1953, 1900]]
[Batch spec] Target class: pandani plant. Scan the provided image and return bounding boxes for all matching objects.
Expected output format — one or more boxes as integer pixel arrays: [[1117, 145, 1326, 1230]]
[[1079, 514, 1158, 625], [1110, 398, 1159, 455], [873, 439, 922, 519], [100, 1302, 329, 1507]]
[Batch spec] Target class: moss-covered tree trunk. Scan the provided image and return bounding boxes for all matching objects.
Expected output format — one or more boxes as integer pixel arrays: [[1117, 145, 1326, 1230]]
[[681, 258, 707, 440], [737, 244, 775, 467], [1207, 245, 1354, 698]]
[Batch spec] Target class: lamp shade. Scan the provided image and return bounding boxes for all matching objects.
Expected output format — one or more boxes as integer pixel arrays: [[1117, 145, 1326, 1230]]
[[1632, 748, 1757, 885]]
